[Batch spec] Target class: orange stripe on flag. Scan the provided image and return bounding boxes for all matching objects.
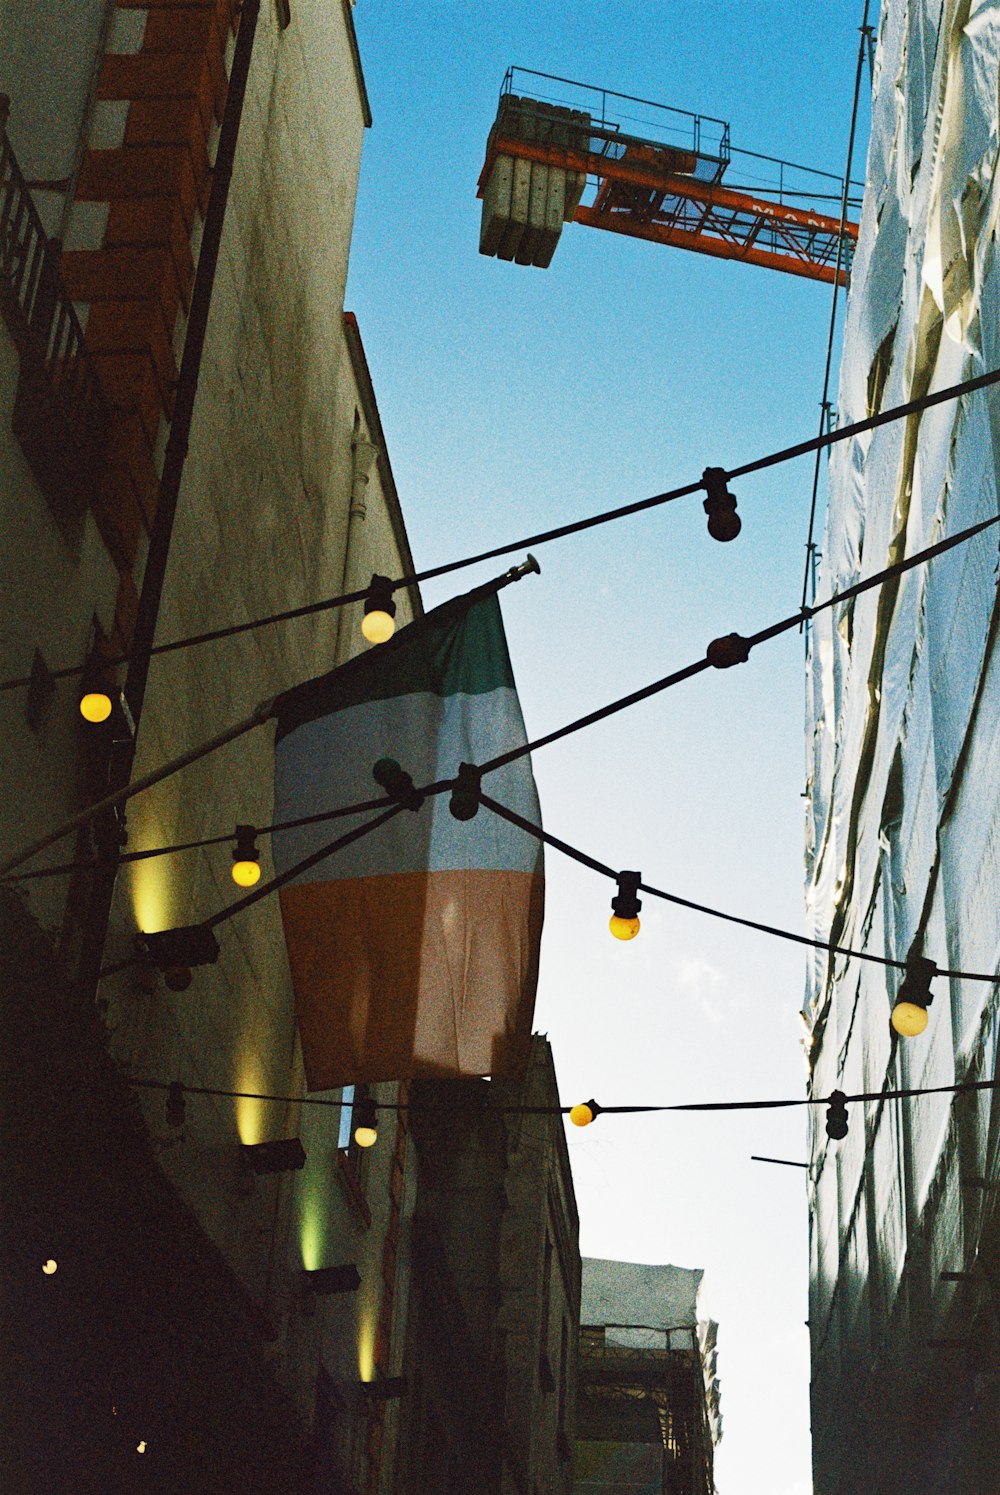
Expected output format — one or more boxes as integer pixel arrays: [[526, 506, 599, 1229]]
[[280, 869, 544, 1089]]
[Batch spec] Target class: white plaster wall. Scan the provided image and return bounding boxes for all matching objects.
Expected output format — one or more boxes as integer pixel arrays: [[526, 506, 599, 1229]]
[[98, 0, 419, 1433], [0, 326, 122, 932]]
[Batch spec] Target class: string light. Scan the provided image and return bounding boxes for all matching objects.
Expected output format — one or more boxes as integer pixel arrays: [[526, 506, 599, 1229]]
[[702, 467, 741, 542], [891, 950, 936, 1038], [449, 762, 482, 822], [361, 574, 397, 644], [569, 1099, 600, 1127], [372, 758, 424, 810], [127, 1074, 1000, 1121], [353, 1096, 379, 1148], [6, 513, 998, 899], [2, 366, 997, 699], [231, 824, 261, 887], [825, 1090, 849, 1140], [475, 792, 1000, 986], [41, 1258, 58, 1274], [79, 645, 117, 724], [609, 871, 642, 940]]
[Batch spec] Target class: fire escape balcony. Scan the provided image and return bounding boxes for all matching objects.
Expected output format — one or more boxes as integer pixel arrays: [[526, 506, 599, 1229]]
[[0, 95, 109, 524]]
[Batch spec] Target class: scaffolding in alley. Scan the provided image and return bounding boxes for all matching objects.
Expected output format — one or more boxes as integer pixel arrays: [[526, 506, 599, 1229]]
[[575, 1321, 718, 1494]]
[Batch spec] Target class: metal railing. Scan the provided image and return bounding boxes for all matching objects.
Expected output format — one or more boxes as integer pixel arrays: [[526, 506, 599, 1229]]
[[0, 94, 108, 516]]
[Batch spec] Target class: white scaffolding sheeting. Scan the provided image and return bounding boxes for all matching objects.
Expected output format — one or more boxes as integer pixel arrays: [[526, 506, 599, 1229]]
[[805, 1, 1000, 1486]]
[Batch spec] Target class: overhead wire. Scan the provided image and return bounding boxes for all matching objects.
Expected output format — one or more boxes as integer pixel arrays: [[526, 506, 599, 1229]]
[[800, 0, 873, 613], [2, 357, 1000, 696], [126, 1073, 1000, 1118], [27, 509, 1000, 990], [477, 794, 997, 984]]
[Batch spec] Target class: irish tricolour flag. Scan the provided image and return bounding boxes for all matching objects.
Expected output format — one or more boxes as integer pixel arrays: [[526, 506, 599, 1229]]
[[272, 588, 544, 1091]]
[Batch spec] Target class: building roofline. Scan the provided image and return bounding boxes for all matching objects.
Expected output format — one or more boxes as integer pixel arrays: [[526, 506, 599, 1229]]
[[342, 1, 372, 128], [342, 311, 422, 618]]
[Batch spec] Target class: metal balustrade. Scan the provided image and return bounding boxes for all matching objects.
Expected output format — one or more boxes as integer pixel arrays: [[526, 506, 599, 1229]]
[[0, 94, 108, 519]]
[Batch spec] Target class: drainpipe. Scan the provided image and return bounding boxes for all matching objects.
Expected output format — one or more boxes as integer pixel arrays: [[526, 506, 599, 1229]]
[[74, 0, 262, 1000], [333, 431, 381, 665]]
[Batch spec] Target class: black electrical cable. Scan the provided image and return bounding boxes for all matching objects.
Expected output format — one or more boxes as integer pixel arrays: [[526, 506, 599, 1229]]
[[126, 1073, 1000, 1117], [800, 0, 872, 613], [80, 510, 1000, 984], [0, 791, 397, 884], [204, 799, 411, 930], [4, 360, 1000, 696], [478, 794, 997, 985], [476, 511, 1000, 776]]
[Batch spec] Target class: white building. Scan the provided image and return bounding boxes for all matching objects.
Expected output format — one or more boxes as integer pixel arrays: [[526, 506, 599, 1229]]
[[804, 3, 1000, 1489], [575, 1257, 721, 1495]]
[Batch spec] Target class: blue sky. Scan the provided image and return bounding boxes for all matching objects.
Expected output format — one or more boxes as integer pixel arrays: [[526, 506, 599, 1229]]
[[347, 4, 872, 1489]]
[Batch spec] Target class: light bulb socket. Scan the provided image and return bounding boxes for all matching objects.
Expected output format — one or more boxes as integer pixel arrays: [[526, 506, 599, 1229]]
[[372, 758, 424, 811], [896, 948, 937, 1010], [611, 871, 642, 921], [364, 575, 397, 622], [233, 824, 259, 864], [706, 633, 752, 669], [702, 467, 741, 542], [449, 762, 482, 822], [825, 1089, 849, 1141]]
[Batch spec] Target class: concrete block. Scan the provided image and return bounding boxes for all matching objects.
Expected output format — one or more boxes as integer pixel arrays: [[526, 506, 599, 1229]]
[[498, 156, 531, 262], [480, 153, 513, 257]]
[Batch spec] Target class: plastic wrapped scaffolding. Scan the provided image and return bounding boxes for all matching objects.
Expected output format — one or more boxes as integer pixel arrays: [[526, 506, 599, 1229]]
[[804, 3, 1000, 1489]]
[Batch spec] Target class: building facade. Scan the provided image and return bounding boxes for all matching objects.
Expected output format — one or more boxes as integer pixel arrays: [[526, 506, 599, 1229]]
[[573, 1258, 721, 1495], [395, 1036, 581, 1495], [2, 2, 425, 1489], [804, 2, 1000, 1489]]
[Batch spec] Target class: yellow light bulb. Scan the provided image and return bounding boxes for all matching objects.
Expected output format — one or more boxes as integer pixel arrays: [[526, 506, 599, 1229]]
[[136, 1441, 147, 1454], [80, 691, 112, 723], [231, 859, 261, 887], [569, 1103, 594, 1127], [891, 1000, 929, 1037], [42, 1259, 58, 1274], [354, 1125, 378, 1149], [361, 609, 396, 645], [609, 914, 640, 941]]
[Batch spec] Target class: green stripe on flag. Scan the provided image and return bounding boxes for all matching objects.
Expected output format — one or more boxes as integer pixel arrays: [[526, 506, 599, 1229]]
[[275, 590, 516, 741]]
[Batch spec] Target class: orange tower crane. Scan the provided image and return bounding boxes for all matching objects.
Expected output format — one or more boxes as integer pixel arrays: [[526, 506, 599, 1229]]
[[478, 69, 859, 285]]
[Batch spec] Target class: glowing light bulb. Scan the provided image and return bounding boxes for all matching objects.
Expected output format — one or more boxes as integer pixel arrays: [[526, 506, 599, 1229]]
[[136, 1441, 147, 1454], [362, 574, 397, 643], [610, 872, 642, 940], [891, 1000, 929, 1037], [569, 1102, 595, 1127], [42, 1259, 57, 1274], [231, 825, 261, 886], [361, 609, 395, 645], [79, 690, 113, 723], [353, 1096, 378, 1148]]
